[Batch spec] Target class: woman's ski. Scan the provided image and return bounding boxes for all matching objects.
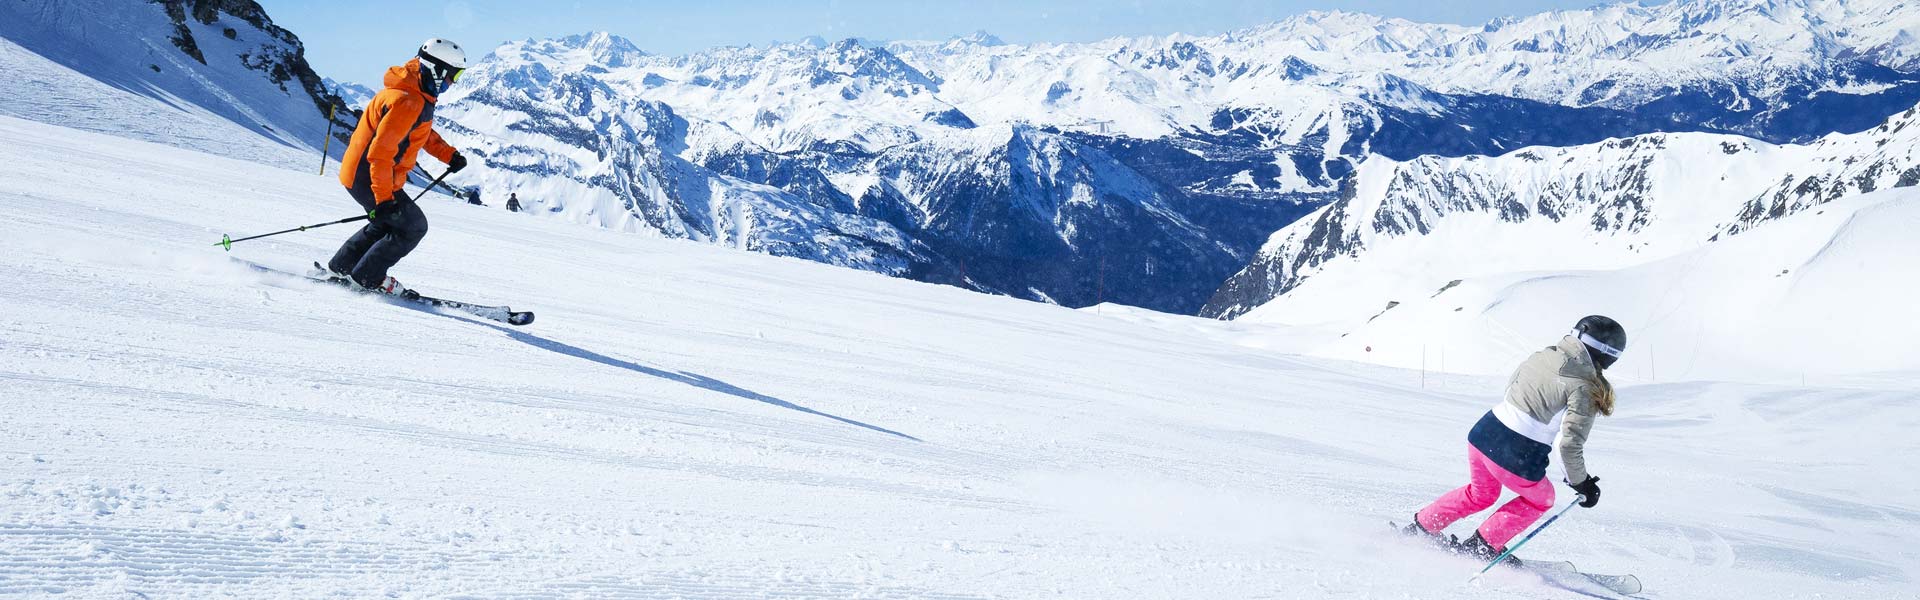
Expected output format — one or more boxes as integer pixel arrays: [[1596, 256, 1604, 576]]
[[1516, 558, 1643, 596], [1390, 522, 1642, 597]]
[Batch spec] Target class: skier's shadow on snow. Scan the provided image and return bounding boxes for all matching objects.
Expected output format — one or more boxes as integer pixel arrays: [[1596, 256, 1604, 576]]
[[451, 317, 923, 442]]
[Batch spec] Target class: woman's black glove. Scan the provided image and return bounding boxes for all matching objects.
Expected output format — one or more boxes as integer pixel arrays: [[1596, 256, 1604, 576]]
[[1570, 475, 1601, 508]]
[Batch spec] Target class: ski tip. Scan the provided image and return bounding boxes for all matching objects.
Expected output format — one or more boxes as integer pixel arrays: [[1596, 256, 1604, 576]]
[[1610, 574, 1644, 595]]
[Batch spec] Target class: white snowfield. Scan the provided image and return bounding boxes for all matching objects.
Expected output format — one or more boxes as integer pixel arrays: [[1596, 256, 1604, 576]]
[[1238, 186, 1920, 385], [1, 115, 1916, 598]]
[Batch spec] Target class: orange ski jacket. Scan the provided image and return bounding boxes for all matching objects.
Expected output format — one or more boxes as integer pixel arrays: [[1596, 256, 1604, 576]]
[[338, 58, 457, 204]]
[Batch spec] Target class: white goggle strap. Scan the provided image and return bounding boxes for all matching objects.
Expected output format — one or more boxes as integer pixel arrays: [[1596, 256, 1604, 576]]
[[1573, 330, 1623, 358]]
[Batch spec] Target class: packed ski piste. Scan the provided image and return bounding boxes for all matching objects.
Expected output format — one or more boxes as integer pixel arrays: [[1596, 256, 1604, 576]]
[[11, 8, 1919, 595]]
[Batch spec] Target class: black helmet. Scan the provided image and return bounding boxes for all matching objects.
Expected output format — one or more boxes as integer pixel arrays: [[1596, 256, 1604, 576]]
[[1573, 315, 1626, 370]]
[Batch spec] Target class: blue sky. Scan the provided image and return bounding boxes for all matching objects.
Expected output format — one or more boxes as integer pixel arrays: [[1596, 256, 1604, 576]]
[[267, 0, 1627, 87]]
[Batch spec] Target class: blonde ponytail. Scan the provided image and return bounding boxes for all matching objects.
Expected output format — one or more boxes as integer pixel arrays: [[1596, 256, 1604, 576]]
[[1591, 371, 1616, 416]]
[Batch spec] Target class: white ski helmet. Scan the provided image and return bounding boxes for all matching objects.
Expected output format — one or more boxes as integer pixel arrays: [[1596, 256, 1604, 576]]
[[417, 38, 467, 84]]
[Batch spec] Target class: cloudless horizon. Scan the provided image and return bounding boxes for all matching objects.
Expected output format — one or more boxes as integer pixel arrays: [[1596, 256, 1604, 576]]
[[266, 0, 1638, 88]]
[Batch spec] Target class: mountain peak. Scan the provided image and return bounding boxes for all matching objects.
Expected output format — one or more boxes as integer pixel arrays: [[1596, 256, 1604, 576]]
[[550, 31, 648, 67], [956, 30, 1005, 46]]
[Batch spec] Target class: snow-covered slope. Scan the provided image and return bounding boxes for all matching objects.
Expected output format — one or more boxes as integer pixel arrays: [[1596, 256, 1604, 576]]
[[1205, 103, 1920, 320], [0, 0, 352, 169], [1232, 185, 1920, 384], [4, 114, 1918, 599]]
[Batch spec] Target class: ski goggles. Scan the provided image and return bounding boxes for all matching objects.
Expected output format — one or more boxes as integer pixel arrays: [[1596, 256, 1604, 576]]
[[419, 54, 466, 85], [1573, 331, 1623, 359]]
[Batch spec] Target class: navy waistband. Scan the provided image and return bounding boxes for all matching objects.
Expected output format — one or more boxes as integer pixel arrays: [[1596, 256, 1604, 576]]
[[1468, 411, 1551, 482]]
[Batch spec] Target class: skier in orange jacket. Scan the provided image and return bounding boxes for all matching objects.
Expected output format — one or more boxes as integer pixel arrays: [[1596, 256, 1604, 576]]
[[320, 38, 471, 295]]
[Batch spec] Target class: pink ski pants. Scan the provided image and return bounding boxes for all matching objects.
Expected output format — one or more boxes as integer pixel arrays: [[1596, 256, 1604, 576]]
[[1415, 443, 1556, 549]]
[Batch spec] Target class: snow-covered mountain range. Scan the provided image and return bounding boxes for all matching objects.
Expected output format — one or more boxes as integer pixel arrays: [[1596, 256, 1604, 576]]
[[890, 0, 1920, 144], [1203, 103, 1920, 320], [434, 0, 1920, 314], [434, 75, 942, 281], [438, 34, 1262, 312], [321, 77, 374, 110], [0, 0, 352, 169]]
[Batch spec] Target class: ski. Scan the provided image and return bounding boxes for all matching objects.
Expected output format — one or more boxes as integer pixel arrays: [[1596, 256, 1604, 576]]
[[1389, 522, 1641, 597], [235, 259, 535, 326], [409, 291, 535, 326], [1517, 559, 1643, 596]]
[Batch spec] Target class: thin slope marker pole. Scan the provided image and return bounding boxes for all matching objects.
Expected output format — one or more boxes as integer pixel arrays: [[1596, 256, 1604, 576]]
[[318, 94, 339, 176]]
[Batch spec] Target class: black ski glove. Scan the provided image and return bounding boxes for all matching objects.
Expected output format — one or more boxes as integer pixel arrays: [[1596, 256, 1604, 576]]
[[447, 151, 469, 173], [370, 190, 412, 223], [1570, 475, 1601, 508]]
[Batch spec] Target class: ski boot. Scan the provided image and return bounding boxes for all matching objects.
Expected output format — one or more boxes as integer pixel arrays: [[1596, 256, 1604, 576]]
[[1456, 531, 1521, 567], [309, 261, 350, 283], [1399, 514, 1455, 549], [351, 275, 415, 299]]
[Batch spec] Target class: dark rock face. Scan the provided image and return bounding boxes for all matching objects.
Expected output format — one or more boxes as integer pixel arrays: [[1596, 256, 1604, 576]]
[[1725, 105, 1920, 235], [697, 128, 1251, 314], [150, 0, 354, 137], [1627, 62, 1920, 144]]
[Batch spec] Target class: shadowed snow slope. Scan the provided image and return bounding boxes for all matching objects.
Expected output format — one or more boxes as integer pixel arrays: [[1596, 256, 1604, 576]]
[[1, 116, 1914, 597], [0, 0, 350, 170]]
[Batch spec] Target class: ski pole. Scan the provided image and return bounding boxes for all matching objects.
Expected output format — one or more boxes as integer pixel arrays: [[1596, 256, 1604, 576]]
[[413, 167, 454, 198], [214, 214, 368, 251], [213, 169, 454, 251], [1470, 500, 1580, 580]]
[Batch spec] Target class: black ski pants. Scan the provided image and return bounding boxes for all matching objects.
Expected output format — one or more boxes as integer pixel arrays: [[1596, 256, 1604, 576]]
[[328, 166, 428, 287]]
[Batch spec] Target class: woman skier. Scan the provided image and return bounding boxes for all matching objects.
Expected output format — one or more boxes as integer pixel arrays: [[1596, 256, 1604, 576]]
[[1404, 315, 1626, 563]]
